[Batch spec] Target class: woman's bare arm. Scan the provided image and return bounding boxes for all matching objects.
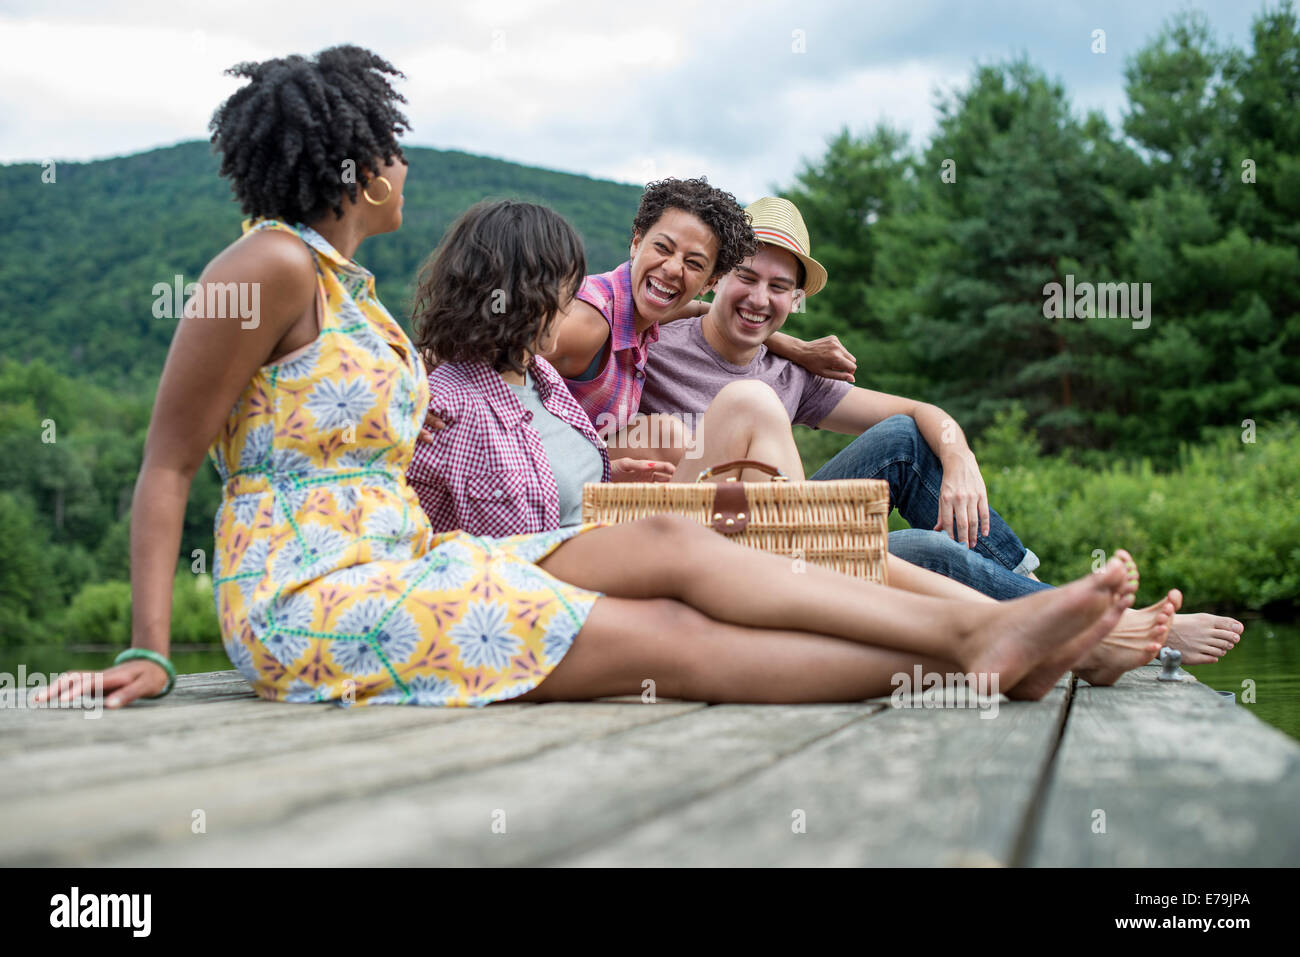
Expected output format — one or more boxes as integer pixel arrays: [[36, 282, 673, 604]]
[[41, 229, 318, 707], [539, 298, 610, 378]]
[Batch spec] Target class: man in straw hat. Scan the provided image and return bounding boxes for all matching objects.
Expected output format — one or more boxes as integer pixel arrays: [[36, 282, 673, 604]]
[[636, 196, 1242, 662], [639, 197, 1043, 585]]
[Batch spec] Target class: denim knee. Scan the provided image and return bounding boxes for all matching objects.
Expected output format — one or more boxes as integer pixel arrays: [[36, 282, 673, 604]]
[[865, 414, 923, 461], [888, 528, 969, 575]]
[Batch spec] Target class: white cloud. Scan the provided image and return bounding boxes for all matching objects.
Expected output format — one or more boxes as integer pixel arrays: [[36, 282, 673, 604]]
[[0, 0, 1262, 198]]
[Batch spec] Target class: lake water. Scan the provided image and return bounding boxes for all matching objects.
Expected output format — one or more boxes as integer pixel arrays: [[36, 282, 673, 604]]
[[3, 621, 1297, 740], [1184, 619, 1300, 741]]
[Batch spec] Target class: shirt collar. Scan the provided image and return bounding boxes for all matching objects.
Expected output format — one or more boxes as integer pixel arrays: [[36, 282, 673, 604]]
[[294, 222, 377, 302], [609, 261, 661, 353], [454, 361, 528, 432]]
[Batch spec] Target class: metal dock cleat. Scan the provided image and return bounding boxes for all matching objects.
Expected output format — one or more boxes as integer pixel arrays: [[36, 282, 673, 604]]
[[1157, 647, 1189, 682]]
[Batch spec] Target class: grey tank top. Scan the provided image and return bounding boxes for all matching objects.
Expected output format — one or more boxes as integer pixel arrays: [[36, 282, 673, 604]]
[[507, 371, 606, 526]]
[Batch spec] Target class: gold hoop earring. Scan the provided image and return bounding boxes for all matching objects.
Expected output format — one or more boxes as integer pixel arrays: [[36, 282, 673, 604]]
[[363, 176, 393, 206]]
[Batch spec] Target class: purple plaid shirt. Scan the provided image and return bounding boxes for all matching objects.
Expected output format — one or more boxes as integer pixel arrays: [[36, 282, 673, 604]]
[[564, 261, 659, 437], [407, 358, 611, 537]]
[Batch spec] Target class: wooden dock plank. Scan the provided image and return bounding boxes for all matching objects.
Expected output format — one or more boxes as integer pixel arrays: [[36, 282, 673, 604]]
[[1027, 665, 1300, 866], [0, 694, 704, 865], [6, 667, 1299, 867], [94, 701, 880, 867], [0, 702, 536, 800], [0, 673, 498, 757], [562, 686, 1068, 867]]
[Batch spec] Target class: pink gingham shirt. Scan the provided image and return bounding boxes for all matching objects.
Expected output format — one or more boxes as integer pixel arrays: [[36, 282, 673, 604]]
[[564, 261, 659, 437], [406, 358, 611, 537]]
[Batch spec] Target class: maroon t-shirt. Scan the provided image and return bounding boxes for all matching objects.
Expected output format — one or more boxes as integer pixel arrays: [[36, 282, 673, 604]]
[[638, 316, 851, 426]]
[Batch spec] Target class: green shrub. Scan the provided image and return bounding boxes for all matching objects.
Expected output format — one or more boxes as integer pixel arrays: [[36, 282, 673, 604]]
[[62, 581, 132, 645], [170, 573, 221, 644], [979, 412, 1300, 611], [59, 572, 221, 646]]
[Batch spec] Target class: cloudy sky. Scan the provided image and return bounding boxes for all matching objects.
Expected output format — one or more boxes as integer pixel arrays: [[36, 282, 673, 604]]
[[0, 0, 1261, 199]]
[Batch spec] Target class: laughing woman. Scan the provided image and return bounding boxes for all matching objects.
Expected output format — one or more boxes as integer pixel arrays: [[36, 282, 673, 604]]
[[40, 46, 1152, 712]]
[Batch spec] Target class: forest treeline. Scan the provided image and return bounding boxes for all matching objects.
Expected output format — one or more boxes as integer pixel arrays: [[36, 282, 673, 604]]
[[2, 5, 1298, 646], [781, 4, 1300, 459]]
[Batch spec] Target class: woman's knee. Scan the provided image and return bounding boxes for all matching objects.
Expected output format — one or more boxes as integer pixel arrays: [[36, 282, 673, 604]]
[[634, 513, 708, 554]]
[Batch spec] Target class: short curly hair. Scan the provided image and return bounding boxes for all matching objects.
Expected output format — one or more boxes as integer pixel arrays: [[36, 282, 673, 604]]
[[631, 177, 756, 279], [411, 200, 587, 376], [209, 45, 411, 226]]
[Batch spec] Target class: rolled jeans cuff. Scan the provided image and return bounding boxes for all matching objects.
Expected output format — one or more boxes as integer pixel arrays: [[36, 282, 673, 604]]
[[1013, 548, 1040, 578]]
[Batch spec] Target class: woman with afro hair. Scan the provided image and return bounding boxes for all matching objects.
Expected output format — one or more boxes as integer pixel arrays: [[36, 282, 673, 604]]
[[41, 46, 1150, 711]]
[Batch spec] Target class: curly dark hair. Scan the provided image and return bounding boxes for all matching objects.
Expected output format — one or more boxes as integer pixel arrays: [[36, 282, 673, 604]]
[[631, 177, 756, 279], [209, 45, 411, 226], [411, 201, 587, 376]]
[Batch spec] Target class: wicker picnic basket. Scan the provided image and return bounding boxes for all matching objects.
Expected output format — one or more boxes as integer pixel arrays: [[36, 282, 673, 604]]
[[581, 459, 890, 584]]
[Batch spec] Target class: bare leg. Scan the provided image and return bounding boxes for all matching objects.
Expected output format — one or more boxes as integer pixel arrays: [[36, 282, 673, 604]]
[[538, 516, 1138, 696], [887, 552, 996, 601], [670, 380, 805, 482], [517, 597, 955, 703]]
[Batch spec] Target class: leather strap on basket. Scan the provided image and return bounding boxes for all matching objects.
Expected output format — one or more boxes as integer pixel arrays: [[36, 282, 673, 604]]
[[695, 460, 788, 483], [697, 460, 787, 535]]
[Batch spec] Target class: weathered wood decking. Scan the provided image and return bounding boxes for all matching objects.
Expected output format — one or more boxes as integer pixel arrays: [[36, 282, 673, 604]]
[[3, 665, 1298, 866]]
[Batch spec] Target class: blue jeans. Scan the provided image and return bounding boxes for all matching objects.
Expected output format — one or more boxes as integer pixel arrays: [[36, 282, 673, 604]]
[[810, 415, 1047, 600], [887, 529, 1052, 600]]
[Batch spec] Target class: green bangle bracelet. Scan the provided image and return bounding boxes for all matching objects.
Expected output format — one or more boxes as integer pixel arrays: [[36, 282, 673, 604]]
[[113, 648, 176, 697]]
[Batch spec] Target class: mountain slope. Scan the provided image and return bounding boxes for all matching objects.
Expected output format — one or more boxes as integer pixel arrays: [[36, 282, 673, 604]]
[[0, 141, 642, 382]]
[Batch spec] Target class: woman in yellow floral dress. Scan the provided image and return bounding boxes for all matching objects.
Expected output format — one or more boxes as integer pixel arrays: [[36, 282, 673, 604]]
[[43, 46, 1149, 711], [207, 215, 598, 706]]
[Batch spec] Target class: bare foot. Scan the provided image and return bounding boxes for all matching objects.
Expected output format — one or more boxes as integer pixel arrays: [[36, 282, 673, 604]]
[[965, 551, 1139, 700], [1075, 595, 1173, 686], [1159, 589, 1244, 664]]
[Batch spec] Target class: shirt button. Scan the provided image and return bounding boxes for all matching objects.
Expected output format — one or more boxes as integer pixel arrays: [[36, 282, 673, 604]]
[[634, 369, 645, 380], [493, 490, 505, 499]]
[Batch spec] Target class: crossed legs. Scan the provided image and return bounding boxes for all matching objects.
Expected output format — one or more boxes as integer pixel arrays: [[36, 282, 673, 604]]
[[522, 516, 1140, 704]]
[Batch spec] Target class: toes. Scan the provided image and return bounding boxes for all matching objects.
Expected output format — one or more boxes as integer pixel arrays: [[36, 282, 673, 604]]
[[1114, 551, 1139, 592], [1096, 557, 1126, 589]]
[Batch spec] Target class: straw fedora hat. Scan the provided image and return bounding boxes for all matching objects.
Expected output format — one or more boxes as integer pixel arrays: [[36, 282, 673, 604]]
[[744, 196, 828, 297]]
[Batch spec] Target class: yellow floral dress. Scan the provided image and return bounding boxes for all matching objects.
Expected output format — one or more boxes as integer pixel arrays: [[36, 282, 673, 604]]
[[210, 219, 602, 706]]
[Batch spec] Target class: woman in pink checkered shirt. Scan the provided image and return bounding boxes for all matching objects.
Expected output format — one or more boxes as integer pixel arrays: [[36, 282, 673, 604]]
[[407, 200, 619, 536], [401, 198, 1150, 705]]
